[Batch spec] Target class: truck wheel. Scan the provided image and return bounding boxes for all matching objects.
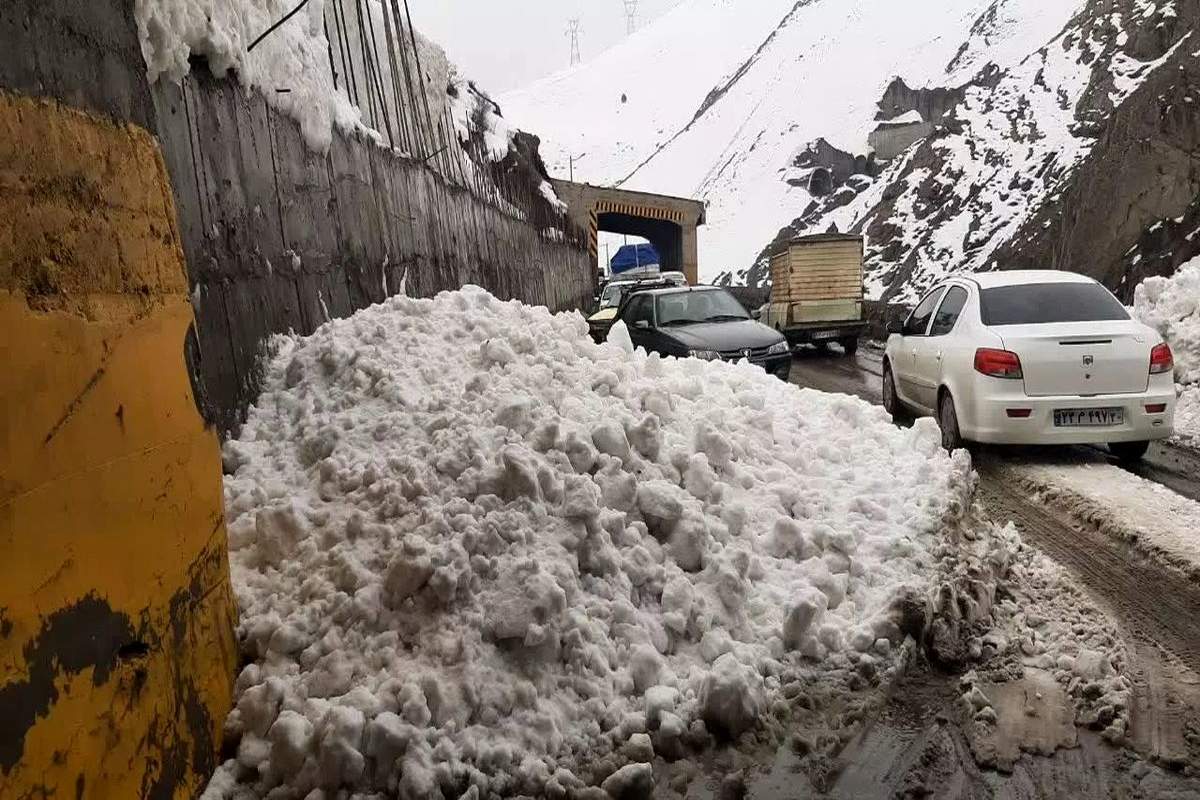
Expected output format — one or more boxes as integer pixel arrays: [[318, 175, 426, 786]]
[[839, 337, 859, 356]]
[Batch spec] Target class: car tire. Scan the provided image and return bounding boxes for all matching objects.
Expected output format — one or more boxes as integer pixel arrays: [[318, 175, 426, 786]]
[[840, 337, 859, 356], [938, 391, 963, 451], [1108, 440, 1150, 462], [882, 363, 911, 423]]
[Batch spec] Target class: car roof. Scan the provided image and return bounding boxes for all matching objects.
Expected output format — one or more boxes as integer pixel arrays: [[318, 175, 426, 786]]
[[961, 270, 1096, 289], [627, 284, 724, 297]]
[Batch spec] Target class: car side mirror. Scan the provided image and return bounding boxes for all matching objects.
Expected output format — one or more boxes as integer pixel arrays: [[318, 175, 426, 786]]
[[886, 320, 905, 336], [634, 320, 650, 330]]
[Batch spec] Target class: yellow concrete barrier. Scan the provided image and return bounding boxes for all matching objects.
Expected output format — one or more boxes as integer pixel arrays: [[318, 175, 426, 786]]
[[0, 90, 236, 799]]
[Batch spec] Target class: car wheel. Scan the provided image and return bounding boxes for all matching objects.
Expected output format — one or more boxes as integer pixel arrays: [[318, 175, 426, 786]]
[[839, 336, 859, 356], [1108, 440, 1150, 462], [938, 391, 963, 451], [882, 363, 910, 423]]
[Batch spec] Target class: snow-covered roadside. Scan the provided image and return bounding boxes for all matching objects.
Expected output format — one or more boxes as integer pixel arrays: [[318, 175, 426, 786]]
[[203, 286, 992, 798], [1133, 257, 1200, 443], [1001, 462, 1200, 581]]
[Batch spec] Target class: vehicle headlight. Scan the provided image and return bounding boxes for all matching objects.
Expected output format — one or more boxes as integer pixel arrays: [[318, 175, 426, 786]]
[[767, 340, 790, 356], [689, 349, 721, 361]]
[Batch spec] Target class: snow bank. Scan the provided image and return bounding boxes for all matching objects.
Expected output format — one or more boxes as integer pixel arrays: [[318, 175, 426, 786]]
[[1133, 257, 1200, 440], [135, 0, 363, 151], [206, 287, 974, 797], [1133, 257, 1200, 385]]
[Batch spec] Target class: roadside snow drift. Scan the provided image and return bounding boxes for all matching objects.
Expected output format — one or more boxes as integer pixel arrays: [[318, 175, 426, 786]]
[[206, 287, 974, 798], [1134, 257, 1200, 439]]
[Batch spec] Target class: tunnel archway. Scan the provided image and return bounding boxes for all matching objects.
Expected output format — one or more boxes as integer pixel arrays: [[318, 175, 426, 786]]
[[548, 180, 706, 286], [596, 212, 684, 273]]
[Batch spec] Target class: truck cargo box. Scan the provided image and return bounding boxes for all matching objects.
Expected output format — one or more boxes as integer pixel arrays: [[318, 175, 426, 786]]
[[764, 234, 867, 354]]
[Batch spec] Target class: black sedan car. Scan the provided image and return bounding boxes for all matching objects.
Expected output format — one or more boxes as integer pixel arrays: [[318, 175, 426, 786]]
[[615, 285, 792, 379]]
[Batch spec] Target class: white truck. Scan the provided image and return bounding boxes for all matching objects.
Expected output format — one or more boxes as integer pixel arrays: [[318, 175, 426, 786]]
[[762, 233, 867, 355]]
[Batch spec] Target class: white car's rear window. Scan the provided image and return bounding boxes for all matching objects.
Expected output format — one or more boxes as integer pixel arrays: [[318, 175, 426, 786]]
[[980, 283, 1129, 325]]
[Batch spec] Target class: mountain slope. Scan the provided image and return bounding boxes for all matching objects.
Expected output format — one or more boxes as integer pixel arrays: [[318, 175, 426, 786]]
[[500, 0, 798, 184], [501, 0, 1198, 301]]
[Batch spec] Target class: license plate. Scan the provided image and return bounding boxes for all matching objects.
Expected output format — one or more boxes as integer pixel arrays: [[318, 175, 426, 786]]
[[810, 330, 840, 341], [1053, 407, 1124, 427]]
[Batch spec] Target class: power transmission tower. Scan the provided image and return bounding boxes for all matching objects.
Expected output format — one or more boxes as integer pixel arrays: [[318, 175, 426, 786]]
[[623, 0, 639, 34], [566, 18, 582, 66]]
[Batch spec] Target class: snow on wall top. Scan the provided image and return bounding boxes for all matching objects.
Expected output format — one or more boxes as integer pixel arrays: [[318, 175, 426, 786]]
[[135, 0, 515, 165], [203, 286, 976, 797], [136, 0, 363, 151]]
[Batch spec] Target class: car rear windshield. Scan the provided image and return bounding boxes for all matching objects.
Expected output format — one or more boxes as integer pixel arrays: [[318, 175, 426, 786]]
[[979, 282, 1129, 326]]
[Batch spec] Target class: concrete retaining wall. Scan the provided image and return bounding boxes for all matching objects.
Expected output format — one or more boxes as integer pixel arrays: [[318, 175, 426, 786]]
[[153, 71, 593, 435], [0, 2, 592, 797]]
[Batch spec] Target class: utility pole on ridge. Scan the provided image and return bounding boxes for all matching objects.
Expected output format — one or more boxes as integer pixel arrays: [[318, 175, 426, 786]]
[[623, 0, 638, 34], [566, 18, 582, 66]]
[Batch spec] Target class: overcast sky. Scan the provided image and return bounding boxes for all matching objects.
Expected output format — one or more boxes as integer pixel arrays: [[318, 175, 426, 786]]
[[409, 0, 684, 94]]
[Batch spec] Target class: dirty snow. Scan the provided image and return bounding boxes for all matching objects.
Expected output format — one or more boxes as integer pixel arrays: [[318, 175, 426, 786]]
[[203, 286, 982, 797], [1133, 256, 1200, 439], [975, 522, 1132, 749]]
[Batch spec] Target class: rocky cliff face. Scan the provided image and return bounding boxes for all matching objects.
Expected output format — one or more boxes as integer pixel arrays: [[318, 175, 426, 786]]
[[724, 0, 1198, 302]]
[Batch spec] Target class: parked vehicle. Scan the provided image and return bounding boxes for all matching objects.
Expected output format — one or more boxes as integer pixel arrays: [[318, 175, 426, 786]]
[[615, 285, 792, 379], [588, 271, 687, 341], [883, 270, 1175, 460], [762, 233, 868, 355]]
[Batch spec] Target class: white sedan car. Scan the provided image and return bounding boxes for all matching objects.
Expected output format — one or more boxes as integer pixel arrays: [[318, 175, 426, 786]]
[[883, 270, 1175, 461]]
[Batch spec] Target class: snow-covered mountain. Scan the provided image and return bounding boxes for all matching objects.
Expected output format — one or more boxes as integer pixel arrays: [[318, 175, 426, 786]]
[[501, 0, 1198, 301]]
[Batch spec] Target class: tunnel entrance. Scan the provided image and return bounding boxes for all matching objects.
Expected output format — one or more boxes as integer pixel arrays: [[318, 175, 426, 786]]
[[549, 180, 706, 286], [597, 212, 684, 274]]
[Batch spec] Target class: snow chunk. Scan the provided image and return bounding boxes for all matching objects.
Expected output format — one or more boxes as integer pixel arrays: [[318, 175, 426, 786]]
[[700, 653, 764, 739]]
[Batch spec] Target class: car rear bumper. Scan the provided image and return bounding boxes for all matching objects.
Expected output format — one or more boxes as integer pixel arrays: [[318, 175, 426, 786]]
[[961, 386, 1175, 444], [782, 321, 867, 346]]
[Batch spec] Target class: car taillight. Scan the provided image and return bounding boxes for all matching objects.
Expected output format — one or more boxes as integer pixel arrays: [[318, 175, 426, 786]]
[[1150, 342, 1173, 375], [974, 348, 1023, 379]]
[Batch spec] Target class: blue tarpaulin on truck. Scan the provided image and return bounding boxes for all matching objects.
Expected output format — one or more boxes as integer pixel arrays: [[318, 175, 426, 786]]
[[610, 243, 660, 274]]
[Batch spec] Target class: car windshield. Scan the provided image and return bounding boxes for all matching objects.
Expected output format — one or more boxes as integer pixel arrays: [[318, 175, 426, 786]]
[[979, 282, 1130, 325], [655, 289, 749, 326], [599, 283, 631, 309]]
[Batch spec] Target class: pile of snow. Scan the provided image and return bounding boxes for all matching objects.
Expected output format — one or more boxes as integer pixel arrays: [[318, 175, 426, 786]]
[[204, 286, 977, 797], [1133, 257, 1200, 439]]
